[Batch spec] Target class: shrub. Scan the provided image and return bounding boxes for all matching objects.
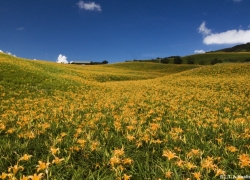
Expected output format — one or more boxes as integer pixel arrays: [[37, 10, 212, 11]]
[[187, 57, 195, 64], [211, 58, 222, 65], [174, 56, 182, 64], [199, 60, 205, 65], [161, 58, 170, 64], [102, 60, 108, 64], [245, 58, 250, 62], [224, 58, 237, 63]]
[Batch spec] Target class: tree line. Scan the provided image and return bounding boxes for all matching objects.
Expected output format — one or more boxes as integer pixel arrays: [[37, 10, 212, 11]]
[[90, 60, 109, 65]]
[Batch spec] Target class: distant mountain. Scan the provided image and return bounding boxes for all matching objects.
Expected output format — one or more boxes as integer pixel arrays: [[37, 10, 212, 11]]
[[208, 42, 250, 52]]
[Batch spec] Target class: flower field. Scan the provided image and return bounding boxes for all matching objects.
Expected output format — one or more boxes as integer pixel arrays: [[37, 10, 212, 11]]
[[0, 54, 250, 179]]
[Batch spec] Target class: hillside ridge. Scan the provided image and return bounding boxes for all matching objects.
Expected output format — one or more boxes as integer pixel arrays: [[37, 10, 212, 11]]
[[208, 42, 250, 52]]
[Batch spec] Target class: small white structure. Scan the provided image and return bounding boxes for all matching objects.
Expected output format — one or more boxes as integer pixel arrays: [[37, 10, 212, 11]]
[[70, 61, 92, 65]]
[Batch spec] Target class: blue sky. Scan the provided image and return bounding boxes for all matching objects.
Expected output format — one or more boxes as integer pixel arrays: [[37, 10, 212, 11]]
[[1, 0, 250, 63]]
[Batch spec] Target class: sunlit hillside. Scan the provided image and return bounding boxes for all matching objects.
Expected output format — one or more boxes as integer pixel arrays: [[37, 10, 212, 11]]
[[182, 52, 250, 64], [0, 53, 200, 85], [0, 53, 250, 179]]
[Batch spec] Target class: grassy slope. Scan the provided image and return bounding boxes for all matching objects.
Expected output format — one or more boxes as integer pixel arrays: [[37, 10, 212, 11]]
[[1, 53, 250, 179], [106, 62, 200, 73], [182, 43, 250, 64], [0, 53, 200, 85], [182, 52, 250, 64], [211, 42, 250, 52], [127, 52, 250, 65]]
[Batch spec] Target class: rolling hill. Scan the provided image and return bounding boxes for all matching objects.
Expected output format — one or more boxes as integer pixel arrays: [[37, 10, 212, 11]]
[[181, 43, 250, 64], [126, 43, 250, 65], [182, 51, 250, 64], [208, 42, 250, 52], [0, 51, 250, 179]]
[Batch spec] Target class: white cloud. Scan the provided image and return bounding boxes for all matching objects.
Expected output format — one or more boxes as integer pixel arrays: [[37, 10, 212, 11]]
[[203, 29, 250, 45], [198, 21, 211, 36], [0, 50, 17, 56], [194, 50, 206, 54], [57, 54, 69, 64], [198, 21, 250, 45], [77, 1, 101, 11]]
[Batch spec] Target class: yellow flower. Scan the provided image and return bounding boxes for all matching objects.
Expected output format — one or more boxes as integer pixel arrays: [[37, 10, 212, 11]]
[[50, 147, 59, 155], [174, 147, 182, 152], [238, 153, 250, 162], [185, 162, 197, 170], [239, 160, 250, 168], [238, 153, 250, 168], [20, 175, 29, 180], [141, 134, 150, 143], [0, 172, 8, 179], [8, 164, 24, 175], [122, 158, 133, 165], [201, 156, 216, 170], [172, 127, 183, 134], [162, 150, 178, 160], [90, 141, 99, 151], [224, 107, 230, 112], [110, 156, 121, 167], [215, 168, 226, 177], [126, 125, 135, 131], [151, 139, 163, 144], [69, 146, 80, 152], [149, 123, 160, 131], [36, 161, 50, 172], [0, 123, 6, 130], [28, 173, 43, 180], [19, 154, 32, 161], [6, 128, 15, 134], [216, 138, 223, 145], [123, 174, 132, 180], [236, 176, 245, 180], [165, 170, 172, 178], [77, 139, 86, 148], [136, 141, 142, 148], [176, 159, 185, 168], [113, 147, 125, 157], [95, 163, 100, 169], [191, 149, 200, 155], [60, 132, 67, 137], [192, 172, 201, 180], [52, 157, 64, 165], [226, 145, 238, 153], [187, 149, 201, 158], [126, 134, 135, 141]]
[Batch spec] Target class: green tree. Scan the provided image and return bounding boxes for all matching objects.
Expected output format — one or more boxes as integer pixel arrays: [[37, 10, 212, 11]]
[[211, 58, 222, 65], [187, 57, 195, 64], [174, 56, 182, 64], [102, 60, 108, 64], [245, 58, 250, 62], [199, 60, 205, 65], [161, 57, 170, 64]]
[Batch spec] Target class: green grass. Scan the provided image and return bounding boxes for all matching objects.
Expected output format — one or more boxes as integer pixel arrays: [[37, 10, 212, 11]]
[[210, 42, 250, 52], [106, 62, 200, 72], [183, 52, 250, 64], [128, 52, 250, 65], [0, 53, 200, 84]]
